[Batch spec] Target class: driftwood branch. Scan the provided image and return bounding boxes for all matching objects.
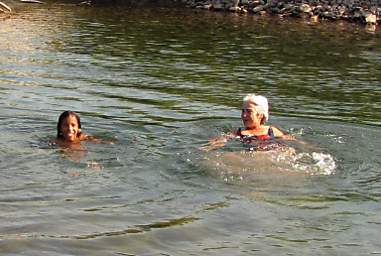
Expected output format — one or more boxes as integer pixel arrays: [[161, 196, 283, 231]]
[[0, 1, 12, 12]]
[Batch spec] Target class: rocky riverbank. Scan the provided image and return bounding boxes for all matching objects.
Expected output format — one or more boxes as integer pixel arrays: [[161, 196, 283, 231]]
[[180, 0, 379, 26], [1, 0, 380, 28]]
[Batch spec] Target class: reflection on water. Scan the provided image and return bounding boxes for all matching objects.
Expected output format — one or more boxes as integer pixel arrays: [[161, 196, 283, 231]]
[[0, 4, 381, 256]]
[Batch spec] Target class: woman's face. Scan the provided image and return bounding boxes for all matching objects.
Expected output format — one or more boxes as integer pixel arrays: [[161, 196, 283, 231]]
[[60, 115, 80, 142], [241, 101, 263, 129]]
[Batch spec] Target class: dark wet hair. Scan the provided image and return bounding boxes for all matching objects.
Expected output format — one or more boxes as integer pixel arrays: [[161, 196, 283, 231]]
[[57, 111, 82, 139]]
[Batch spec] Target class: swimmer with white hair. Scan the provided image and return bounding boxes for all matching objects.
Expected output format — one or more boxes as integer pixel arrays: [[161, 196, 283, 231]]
[[201, 94, 294, 151]]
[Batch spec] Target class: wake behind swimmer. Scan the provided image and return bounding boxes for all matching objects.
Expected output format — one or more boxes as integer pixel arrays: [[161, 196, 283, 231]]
[[200, 93, 337, 179]]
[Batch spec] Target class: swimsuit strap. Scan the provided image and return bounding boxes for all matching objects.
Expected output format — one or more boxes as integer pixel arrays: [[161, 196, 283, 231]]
[[268, 126, 275, 139], [237, 127, 243, 138]]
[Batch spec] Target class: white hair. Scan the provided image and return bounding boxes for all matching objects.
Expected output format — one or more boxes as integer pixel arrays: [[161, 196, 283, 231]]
[[243, 94, 269, 122]]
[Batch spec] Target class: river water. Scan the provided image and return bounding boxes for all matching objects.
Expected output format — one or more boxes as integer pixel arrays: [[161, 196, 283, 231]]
[[1, 4, 381, 255]]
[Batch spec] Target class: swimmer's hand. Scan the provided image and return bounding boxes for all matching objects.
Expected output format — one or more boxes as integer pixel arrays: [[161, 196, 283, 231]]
[[87, 160, 103, 170], [199, 141, 226, 152], [199, 133, 235, 152], [281, 134, 296, 140], [84, 135, 114, 144]]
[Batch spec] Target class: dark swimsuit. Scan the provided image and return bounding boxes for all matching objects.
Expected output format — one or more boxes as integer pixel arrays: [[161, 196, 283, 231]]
[[237, 127, 280, 152], [237, 127, 275, 142]]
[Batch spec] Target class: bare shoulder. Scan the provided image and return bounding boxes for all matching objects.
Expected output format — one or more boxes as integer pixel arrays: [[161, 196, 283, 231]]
[[271, 126, 295, 140], [271, 126, 284, 136]]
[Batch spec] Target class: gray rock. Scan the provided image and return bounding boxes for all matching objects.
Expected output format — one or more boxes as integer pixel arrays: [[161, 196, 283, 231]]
[[364, 11, 377, 23], [252, 4, 265, 12], [299, 3, 312, 13]]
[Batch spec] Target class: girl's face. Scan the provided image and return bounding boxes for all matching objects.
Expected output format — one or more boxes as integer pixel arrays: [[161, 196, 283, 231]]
[[60, 115, 80, 142], [241, 101, 263, 129]]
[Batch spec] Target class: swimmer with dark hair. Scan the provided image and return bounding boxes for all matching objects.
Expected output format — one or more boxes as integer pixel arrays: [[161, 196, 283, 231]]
[[57, 111, 88, 143], [57, 110, 111, 144], [55, 111, 112, 167]]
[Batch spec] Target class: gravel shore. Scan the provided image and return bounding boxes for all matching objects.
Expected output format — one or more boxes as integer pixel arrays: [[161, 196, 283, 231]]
[[1, 0, 380, 27], [180, 0, 380, 26]]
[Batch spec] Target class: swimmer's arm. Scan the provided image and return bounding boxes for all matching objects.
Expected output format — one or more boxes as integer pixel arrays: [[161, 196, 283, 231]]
[[272, 126, 296, 140], [273, 127, 320, 151], [81, 134, 114, 144], [199, 131, 236, 151]]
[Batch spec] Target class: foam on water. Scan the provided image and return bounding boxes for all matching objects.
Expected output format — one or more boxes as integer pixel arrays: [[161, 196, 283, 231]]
[[201, 145, 336, 183], [278, 150, 336, 175]]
